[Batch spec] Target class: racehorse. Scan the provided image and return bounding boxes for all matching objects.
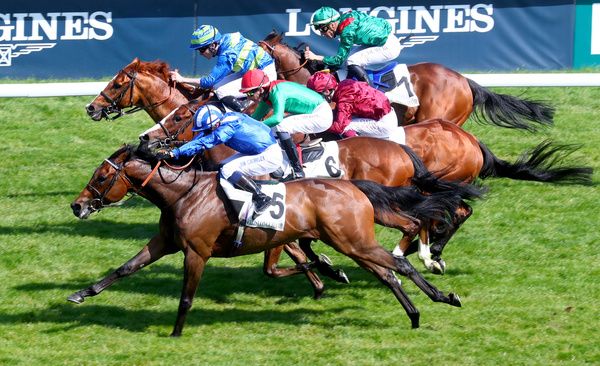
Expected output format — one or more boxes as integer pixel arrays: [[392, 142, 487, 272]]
[[140, 99, 592, 275], [258, 31, 555, 131], [85, 58, 205, 122], [69, 145, 465, 336]]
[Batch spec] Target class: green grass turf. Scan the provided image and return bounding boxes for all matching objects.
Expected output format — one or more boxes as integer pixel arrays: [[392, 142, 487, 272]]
[[0, 87, 598, 365]]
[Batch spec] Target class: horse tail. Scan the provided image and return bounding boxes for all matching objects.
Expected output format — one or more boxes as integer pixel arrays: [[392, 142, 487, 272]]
[[478, 140, 594, 185], [467, 78, 555, 132], [351, 180, 462, 228], [400, 144, 486, 202]]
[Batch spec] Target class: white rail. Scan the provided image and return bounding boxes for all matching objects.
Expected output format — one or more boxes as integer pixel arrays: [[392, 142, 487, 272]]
[[1, 73, 600, 97]]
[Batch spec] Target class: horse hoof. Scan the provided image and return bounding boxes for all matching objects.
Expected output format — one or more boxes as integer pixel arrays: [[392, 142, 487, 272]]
[[319, 254, 333, 266], [313, 286, 325, 300], [337, 270, 350, 284], [67, 293, 84, 304], [410, 313, 420, 329], [430, 261, 444, 275], [449, 293, 462, 307]]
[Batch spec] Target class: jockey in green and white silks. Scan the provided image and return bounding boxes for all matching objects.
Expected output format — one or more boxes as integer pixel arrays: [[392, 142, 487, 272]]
[[240, 69, 334, 179], [305, 7, 401, 86], [169, 25, 277, 112]]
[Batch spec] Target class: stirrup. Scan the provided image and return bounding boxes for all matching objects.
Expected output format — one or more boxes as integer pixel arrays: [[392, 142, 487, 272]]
[[300, 138, 322, 148]]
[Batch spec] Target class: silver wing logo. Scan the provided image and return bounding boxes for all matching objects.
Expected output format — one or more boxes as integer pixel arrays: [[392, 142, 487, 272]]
[[0, 43, 56, 67], [398, 35, 439, 49]]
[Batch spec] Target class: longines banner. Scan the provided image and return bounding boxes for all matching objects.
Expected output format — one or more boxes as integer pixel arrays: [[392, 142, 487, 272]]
[[0, 1, 595, 79]]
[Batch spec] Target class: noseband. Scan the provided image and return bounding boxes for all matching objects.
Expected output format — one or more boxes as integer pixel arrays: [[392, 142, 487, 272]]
[[154, 103, 198, 146], [86, 158, 135, 212], [98, 69, 173, 121]]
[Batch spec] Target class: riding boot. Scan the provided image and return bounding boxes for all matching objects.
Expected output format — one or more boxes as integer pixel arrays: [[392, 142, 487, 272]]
[[278, 132, 305, 179], [229, 172, 272, 215], [347, 65, 374, 88], [220, 96, 245, 112]]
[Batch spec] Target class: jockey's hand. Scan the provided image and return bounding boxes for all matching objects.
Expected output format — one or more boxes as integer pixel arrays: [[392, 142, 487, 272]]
[[169, 70, 182, 83], [155, 149, 175, 160], [304, 46, 324, 61]]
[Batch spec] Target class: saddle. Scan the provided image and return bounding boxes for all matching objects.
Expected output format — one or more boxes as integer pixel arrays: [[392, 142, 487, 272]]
[[366, 62, 399, 92]]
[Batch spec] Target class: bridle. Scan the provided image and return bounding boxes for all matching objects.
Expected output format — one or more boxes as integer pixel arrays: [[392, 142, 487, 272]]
[[258, 40, 308, 78], [154, 102, 199, 146], [86, 158, 136, 212], [98, 69, 173, 120]]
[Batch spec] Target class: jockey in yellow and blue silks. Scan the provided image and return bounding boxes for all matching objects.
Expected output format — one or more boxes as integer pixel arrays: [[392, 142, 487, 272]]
[[169, 25, 277, 112], [156, 104, 283, 215], [304, 7, 401, 87]]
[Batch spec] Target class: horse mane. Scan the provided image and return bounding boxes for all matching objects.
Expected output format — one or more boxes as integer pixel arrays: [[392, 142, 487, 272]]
[[127, 59, 171, 83]]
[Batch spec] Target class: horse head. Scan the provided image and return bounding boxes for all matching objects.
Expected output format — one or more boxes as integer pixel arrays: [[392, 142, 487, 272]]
[[85, 58, 196, 121], [71, 145, 140, 219]]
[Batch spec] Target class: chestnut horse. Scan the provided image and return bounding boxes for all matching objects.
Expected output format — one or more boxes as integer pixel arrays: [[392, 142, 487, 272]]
[[85, 58, 205, 122], [258, 31, 555, 131], [140, 99, 592, 274], [69, 145, 465, 336]]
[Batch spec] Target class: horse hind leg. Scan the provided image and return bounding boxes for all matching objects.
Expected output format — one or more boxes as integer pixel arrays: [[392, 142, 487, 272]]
[[352, 257, 420, 328], [394, 254, 462, 308]]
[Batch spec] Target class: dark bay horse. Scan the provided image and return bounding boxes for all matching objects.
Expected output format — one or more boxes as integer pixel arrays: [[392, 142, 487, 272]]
[[141, 99, 592, 274], [259, 31, 555, 131], [85, 58, 205, 122], [69, 145, 465, 336]]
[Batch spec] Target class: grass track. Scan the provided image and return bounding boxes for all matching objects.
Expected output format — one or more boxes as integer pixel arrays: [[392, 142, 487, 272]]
[[0, 87, 598, 365]]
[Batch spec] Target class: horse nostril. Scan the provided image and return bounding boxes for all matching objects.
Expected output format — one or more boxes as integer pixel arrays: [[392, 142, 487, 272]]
[[71, 202, 81, 216], [140, 134, 149, 142], [86, 104, 95, 113]]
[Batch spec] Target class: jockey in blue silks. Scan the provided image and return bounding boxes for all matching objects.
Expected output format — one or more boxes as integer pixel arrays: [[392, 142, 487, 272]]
[[169, 25, 277, 112], [156, 104, 283, 215]]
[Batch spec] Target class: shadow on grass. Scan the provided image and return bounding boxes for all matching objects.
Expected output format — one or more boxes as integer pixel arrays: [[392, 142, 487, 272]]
[[6, 264, 388, 333], [0, 219, 157, 240]]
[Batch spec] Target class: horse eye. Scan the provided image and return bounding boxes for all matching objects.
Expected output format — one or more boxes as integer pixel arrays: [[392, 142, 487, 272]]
[[97, 175, 107, 183], [174, 115, 182, 122], [113, 83, 122, 89]]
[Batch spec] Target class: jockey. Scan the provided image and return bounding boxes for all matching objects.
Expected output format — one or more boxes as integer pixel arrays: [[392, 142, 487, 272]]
[[156, 104, 283, 215], [169, 25, 277, 112], [307, 71, 397, 139], [304, 7, 401, 87], [240, 69, 333, 179]]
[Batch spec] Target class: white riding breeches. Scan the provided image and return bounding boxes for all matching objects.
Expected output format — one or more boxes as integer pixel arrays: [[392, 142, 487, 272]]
[[274, 101, 333, 134], [346, 33, 402, 69], [219, 143, 283, 179], [345, 109, 398, 139], [214, 63, 277, 99]]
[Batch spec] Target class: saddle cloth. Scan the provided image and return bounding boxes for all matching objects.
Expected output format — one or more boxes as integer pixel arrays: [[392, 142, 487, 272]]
[[220, 177, 287, 231]]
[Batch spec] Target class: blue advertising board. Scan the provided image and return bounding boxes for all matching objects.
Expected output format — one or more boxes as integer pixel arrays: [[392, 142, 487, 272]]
[[0, 1, 584, 79]]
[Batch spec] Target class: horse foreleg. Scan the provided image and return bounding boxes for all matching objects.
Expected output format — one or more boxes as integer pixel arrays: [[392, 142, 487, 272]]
[[171, 248, 206, 337], [298, 238, 350, 284], [263, 244, 325, 299], [415, 226, 446, 275], [67, 234, 177, 304]]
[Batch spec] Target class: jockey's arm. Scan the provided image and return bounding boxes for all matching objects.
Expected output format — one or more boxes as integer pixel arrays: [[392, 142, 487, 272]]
[[328, 101, 352, 134]]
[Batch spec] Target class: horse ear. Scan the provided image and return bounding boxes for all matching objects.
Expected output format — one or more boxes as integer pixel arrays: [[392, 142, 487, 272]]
[[132, 57, 140, 65]]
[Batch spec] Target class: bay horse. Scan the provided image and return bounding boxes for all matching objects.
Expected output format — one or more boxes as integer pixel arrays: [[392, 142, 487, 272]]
[[259, 31, 555, 131], [140, 99, 592, 275], [69, 145, 465, 336]]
